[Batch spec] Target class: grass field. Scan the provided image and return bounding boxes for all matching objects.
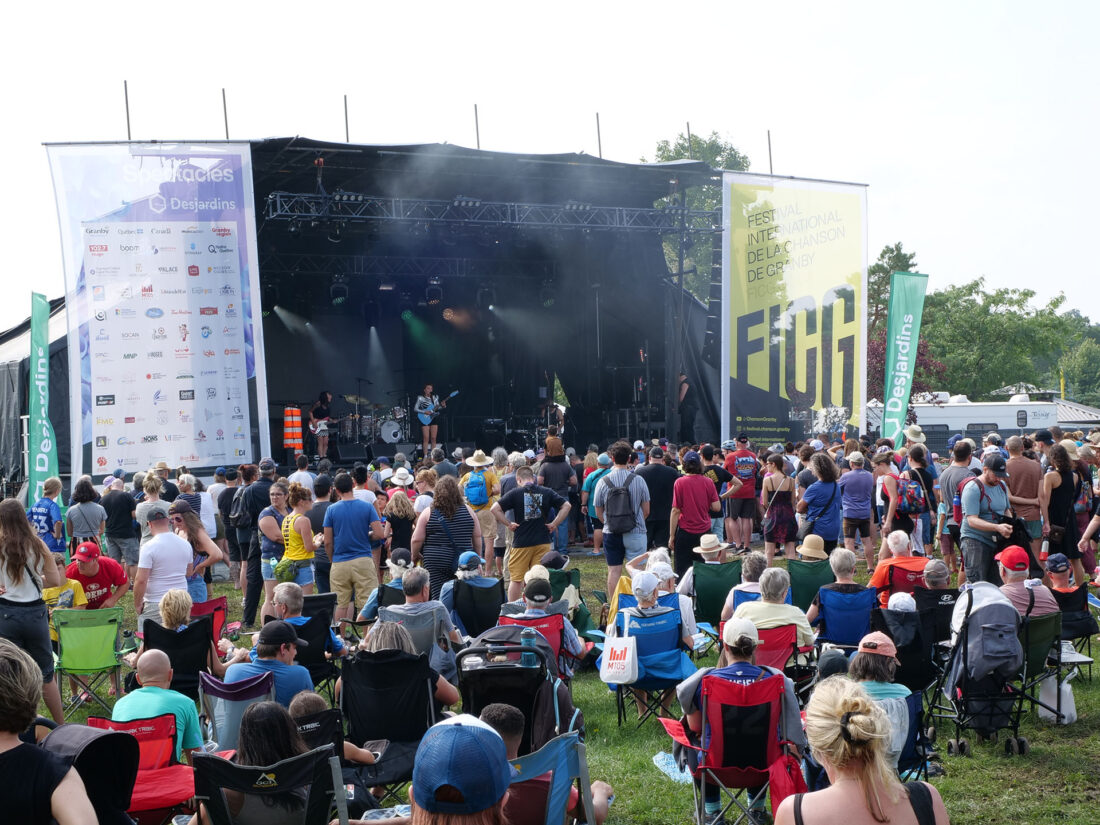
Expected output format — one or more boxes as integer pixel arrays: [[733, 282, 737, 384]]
[[51, 553, 1100, 824]]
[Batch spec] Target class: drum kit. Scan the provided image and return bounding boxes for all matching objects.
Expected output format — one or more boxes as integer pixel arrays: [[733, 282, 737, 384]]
[[341, 394, 408, 444]]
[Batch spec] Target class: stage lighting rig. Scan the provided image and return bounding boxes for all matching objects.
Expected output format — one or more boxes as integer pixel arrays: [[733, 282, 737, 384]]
[[454, 195, 481, 208], [330, 275, 349, 306], [262, 284, 279, 317], [327, 222, 343, 243], [564, 200, 592, 211], [425, 277, 443, 306], [477, 284, 496, 311]]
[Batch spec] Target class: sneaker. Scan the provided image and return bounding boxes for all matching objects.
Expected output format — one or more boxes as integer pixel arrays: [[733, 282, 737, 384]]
[[697, 812, 725, 825], [748, 810, 770, 825]]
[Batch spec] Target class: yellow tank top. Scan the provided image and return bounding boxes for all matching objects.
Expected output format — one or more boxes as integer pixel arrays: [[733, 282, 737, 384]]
[[281, 512, 312, 561]]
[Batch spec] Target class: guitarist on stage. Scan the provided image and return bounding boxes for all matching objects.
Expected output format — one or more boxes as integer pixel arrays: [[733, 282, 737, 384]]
[[415, 383, 449, 457], [309, 390, 334, 460]]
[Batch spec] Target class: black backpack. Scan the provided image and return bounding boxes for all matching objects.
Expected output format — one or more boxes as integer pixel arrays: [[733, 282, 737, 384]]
[[227, 485, 249, 527], [602, 470, 637, 534]]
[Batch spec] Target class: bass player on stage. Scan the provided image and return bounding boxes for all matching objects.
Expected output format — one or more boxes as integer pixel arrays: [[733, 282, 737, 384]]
[[309, 390, 334, 460]]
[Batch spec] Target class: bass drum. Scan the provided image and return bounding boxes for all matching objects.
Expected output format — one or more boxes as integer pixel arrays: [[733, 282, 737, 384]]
[[379, 419, 402, 444]]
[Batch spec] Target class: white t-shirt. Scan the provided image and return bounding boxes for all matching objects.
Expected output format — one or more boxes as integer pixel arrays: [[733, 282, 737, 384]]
[[198, 491, 217, 536], [287, 471, 316, 494], [207, 482, 227, 504], [352, 488, 377, 506], [415, 493, 433, 514], [139, 531, 193, 607]]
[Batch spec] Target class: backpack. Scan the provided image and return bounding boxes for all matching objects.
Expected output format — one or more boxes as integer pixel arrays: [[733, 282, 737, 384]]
[[602, 470, 638, 534], [1073, 475, 1091, 514], [890, 472, 926, 515], [227, 485, 249, 527], [951, 474, 998, 525], [465, 469, 488, 506]]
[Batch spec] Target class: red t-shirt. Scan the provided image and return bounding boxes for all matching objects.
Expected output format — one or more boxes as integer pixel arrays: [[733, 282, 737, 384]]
[[504, 774, 579, 824], [66, 556, 128, 609], [724, 449, 759, 498], [672, 474, 719, 534]]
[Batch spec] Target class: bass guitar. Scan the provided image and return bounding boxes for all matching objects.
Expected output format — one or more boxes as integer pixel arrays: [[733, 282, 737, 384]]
[[417, 390, 460, 426], [308, 413, 358, 435]]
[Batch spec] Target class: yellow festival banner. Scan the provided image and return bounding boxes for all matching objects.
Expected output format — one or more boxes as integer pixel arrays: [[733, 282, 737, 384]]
[[721, 174, 867, 445]]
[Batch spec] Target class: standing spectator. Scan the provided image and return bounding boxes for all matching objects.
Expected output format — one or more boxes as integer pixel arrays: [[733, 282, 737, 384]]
[[1041, 442, 1085, 587], [168, 499, 223, 604], [723, 433, 761, 552], [413, 475, 481, 601], [133, 510, 192, 632], [383, 489, 417, 564], [797, 453, 843, 554], [0, 639, 95, 823], [701, 444, 740, 542], [414, 468, 439, 514], [255, 480, 290, 624], [669, 450, 720, 579], [324, 473, 383, 627], [27, 476, 66, 556], [491, 466, 569, 602], [462, 450, 502, 561], [305, 474, 333, 594], [241, 458, 276, 628], [593, 441, 651, 594], [277, 483, 318, 595], [581, 453, 613, 558], [939, 440, 978, 579], [217, 467, 243, 591], [1004, 436, 1043, 561], [65, 541, 129, 610], [905, 446, 938, 557], [959, 453, 1015, 585], [232, 464, 258, 593], [152, 461, 179, 502], [100, 478, 138, 580], [135, 474, 170, 548], [635, 446, 680, 550], [0, 499, 64, 721], [286, 454, 316, 494], [537, 447, 577, 554], [837, 452, 874, 566], [65, 477, 105, 554], [760, 452, 799, 562], [430, 447, 458, 479], [206, 467, 228, 506]]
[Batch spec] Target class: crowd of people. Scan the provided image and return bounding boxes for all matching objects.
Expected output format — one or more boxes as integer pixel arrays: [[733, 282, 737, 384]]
[[4, 421, 1099, 824]]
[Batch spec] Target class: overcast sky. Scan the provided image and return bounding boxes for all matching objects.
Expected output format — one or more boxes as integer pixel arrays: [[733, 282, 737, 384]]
[[3, 0, 1095, 332]]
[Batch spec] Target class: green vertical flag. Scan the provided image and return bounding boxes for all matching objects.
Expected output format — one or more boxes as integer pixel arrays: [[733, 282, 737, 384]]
[[28, 292, 59, 502], [881, 271, 929, 446]]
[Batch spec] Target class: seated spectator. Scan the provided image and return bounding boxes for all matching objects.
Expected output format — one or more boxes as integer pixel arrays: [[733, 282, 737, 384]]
[[732, 567, 815, 648], [774, 677, 950, 825], [996, 545, 1059, 617], [795, 533, 830, 561], [922, 559, 952, 590], [868, 530, 929, 608], [887, 592, 918, 612], [250, 582, 346, 660], [720, 550, 767, 620], [806, 548, 869, 627], [43, 553, 87, 643], [190, 701, 309, 825], [288, 690, 376, 765], [514, 578, 586, 678], [65, 541, 129, 610], [846, 633, 912, 769], [480, 702, 614, 825], [0, 640, 95, 824], [676, 618, 805, 825], [112, 649, 203, 765], [1046, 553, 1074, 592], [649, 561, 698, 638], [504, 563, 551, 608], [440, 550, 502, 635], [675, 534, 729, 600], [372, 566, 463, 650], [225, 620, 313, 707], [358, 547, 413, 622], [355, 621, 459, 711]]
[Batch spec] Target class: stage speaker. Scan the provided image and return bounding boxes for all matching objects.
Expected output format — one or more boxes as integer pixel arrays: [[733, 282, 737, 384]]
[[334, 442, 373, 464], [374, 443, 419, 461]]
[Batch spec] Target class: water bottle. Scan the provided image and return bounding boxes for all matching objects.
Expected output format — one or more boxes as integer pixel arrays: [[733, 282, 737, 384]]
[[1040, 539, 1049, 563], [520, 627, 538, 667]]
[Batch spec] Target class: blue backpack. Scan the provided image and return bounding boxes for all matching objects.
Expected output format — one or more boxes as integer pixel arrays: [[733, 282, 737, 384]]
[[466, 469, 489, 506]]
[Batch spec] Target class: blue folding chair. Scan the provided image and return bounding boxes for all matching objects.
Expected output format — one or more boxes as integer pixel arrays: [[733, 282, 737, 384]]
[[898, 690, 931, 781], [508, 731, 596, 825], [731, 588, 792, 611], [608, 607, 695, 728], [814, 587, 878, 648]]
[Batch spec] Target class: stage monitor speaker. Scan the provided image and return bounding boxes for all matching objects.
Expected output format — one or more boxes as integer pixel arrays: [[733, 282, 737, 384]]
[[375, 443, 418, 461], [334, 442, 373, 464]]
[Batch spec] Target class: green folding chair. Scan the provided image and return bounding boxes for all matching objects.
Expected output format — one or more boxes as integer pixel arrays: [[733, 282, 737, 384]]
[[788, 559, 836, 613], [693, 560, 742, 653], [548, 568, 604, 644], [54, 606, 124, 718]]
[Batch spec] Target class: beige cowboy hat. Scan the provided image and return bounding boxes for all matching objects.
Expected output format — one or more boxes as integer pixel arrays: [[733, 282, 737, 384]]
[[692, 534, 730, 555], [1060, 439, 1080, 461], [903, 424, 926, 444], [796, 534, 828, 560], [389, 467, 415, 487], [467, 449, 494, 467]]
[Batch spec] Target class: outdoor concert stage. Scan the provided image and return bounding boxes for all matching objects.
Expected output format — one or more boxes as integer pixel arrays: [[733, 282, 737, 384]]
[[250, 138, 722, 460]]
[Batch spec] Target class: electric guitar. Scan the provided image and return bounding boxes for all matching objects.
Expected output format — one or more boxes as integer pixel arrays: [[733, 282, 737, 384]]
[[308, 413, 358, 435], [417, 391, 460, 426]]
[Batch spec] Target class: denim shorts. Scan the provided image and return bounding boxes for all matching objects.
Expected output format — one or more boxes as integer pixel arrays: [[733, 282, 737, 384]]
[[103, 535, 140, 566], [262, 557, 314, 586], [603, 531, 646, 566]]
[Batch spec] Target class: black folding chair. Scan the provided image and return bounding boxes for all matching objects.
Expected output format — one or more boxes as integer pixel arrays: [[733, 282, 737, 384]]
[[42, 723, 139, 825], [1052, 584, 1097, 681], [143, 614, 213, 700], [454, 578, 507, 638], [302, 592, 339, 623]]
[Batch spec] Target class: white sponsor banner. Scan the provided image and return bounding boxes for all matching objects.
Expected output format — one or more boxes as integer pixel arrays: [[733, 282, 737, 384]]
[[47, 143, 269, 480]]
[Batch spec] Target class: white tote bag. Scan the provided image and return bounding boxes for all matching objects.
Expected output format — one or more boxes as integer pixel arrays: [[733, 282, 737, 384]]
[[600, 612, 638, 685]]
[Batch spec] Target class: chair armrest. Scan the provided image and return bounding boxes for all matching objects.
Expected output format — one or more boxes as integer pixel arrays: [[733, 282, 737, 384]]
[[658, 716, 698, 749]]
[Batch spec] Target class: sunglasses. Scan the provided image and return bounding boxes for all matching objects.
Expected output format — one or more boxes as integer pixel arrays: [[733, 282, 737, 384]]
[[169, 515, 185, 524]]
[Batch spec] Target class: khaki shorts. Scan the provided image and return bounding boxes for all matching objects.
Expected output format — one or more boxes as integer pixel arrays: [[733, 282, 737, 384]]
[[474, 508, 496, 545], [507, 543, 551, 583], [331, 556, 379, 612]]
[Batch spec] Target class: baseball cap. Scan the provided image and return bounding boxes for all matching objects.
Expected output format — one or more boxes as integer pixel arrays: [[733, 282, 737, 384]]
[[631, 571, 660, 599], [412, 716, 511, 815], [214, 466, 227, 476], [224, 468, 239, 481], [1045, 552, 1070, 573], [946, 434, 964, 449], [982, 452, 1009, 478], [658, 438, 669, 447], [539, 550, 568, 570], [523, 449, 536, 460], [649, 561, 676, 583], [259, 457, 277, 473], [994, 545, 1030, 572], [887, 592, 917, 612], [1034, 428, 1055, 445], [146, 509, 169, 523], [597, 453, 612, 467], [649, 446, 665, 459], [769, 443, 785, 454], [737, 432, 750, 443], [112, 468, 125, 479], [376, 456, 391, 465], [74, 541, 100, 562], [523, 578, 553, 604], [633, 440, 645, 450], [683, 450, 701, 464], [722, 617, 759, 646], [985, 432, 1002, 445], [256, 619, 309, 648], [387, 547, 412, 572], [809, 439, 825, 451], [457, 550, 485, 570], [857, 631, 899, 662]]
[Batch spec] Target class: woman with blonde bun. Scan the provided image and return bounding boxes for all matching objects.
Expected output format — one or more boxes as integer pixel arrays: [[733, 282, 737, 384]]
[[775, 676, 950, 825]]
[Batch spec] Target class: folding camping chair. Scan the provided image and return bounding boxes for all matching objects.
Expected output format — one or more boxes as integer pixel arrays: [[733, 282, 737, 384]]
[[897, 690, 932, 782], [53, 606, 124, 717], [1014, 611, 1064, 722], [692, 560, 742, 652], [549, 566, 603, 643], [302, 591, 339, 622], [814, 586, 877, 649], [878, 562, 926, 606], [508, 731, 597, 825], [660, 672, 805, 825], [732, 587, 792, 611], [88, 713, 195, 825], [340, 649, 437, 806], [912, 587, 960, 644], [193, 745, 348, 825], [499, 610, 572, 676], [871, 607, 939, 694], [43, 722, 139, 825], [608, 607, 693, 728], [1052, 584, 1098, 681], [756, 624, 817, 701], [143, 613, 214, 700], [454, 577, 507, 638], [378, 584, 406, 608], [199, 671, 275, 752], [295, 613, 342, 702], [191, 596, 228, 643], [379, 603, 457, 682], [788, 558, 836, 613]]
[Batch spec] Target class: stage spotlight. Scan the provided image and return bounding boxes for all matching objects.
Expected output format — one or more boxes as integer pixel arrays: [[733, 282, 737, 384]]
[[401, 309, 414, 322], [330, 276, 348, 306], [443, 307, 456, 321], [377, 281, 396, 292], [488, 304, 495, 312], [425, 279, 443, 306], [539, 280, 555, 308], [564, 200, 592, 212], [476, 284, 496, 311], [327, 223, 343, 243], [262, 283, 279, 317], [362, 299, 380, 327], [454, 195, 481, 208], [287, 221, 300, 237]]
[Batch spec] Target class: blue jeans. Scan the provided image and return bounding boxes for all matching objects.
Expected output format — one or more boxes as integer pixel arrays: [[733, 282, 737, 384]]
[[551, 510, 569, 553], [917, 512, 932, 548], [711, 516, 725, 542]]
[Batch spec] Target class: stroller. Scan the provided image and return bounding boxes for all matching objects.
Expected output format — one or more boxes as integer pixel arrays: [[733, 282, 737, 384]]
[[457, 625, 584, 756], [935, 584, 1025, 755]]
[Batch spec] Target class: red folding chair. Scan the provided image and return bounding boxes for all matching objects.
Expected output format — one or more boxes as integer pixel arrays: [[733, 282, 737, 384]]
[[498, 612, 574, 677], [191, 596, 228, 643], [756, 625, 817, 703], [660, 673, 805, 824], [88, 714, 195, 825]]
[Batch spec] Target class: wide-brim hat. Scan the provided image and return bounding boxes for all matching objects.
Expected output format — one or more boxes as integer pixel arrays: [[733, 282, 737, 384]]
[[389, 467, 415, 487], [1060, 439, 1080, 461], [693, 534, 730, 555], [903, 424, 926, 444], [796, 534, 828, 560], [467, 449, 493, 467]]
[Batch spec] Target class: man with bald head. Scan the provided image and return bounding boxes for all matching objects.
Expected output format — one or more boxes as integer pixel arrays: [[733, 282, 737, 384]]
[[111, 649, 203, 763]]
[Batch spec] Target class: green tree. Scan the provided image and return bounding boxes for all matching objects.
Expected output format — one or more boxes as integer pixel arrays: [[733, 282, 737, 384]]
[[1061, 338, 1100, 407], [644, 131, 749, 300], [867, 242, 918, 336]]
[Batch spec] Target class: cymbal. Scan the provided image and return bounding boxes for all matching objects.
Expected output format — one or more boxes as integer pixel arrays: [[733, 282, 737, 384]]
[[343, 394, 370, 404]]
